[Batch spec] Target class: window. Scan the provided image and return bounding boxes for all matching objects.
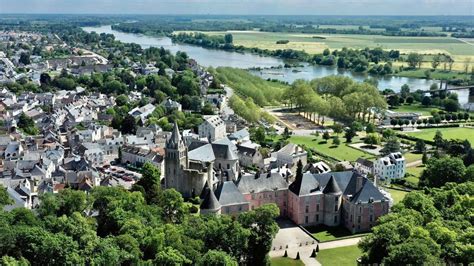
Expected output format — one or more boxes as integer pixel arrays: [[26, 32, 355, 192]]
[[316, 204, 319, 212], [358, 216, 361, 223], [334, 205, 338, 212], [369, 215, 373, 222], [334, 215, 338, 223], [335, 196, 339, 202], [305, 206, 309, 213], [305, 216, 308, 223], [227, 164, 230, 169], [316, 214, 319, 222]]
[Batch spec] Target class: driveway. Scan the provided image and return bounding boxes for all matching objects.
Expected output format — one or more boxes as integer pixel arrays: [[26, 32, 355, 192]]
[[270, 219, 320, 266]]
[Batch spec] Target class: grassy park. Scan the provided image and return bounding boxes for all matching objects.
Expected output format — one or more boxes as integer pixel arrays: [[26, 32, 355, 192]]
[[390, 104, 441, 116], [317, 245, 363, 266], [289, 136, 374, 162], [305, 225, 366, 242], [385, 188, 409, 204], [270, 257, 304, 266], [404, 127, 474, 144]]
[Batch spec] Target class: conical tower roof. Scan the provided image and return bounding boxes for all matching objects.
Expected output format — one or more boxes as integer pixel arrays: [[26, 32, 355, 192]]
[[323, 175, 342, 195], [167, 122, 183, 148], [200, 186, 221, 211]]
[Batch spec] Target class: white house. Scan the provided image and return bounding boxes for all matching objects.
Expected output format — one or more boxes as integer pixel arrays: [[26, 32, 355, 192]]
[[128, 103, 155, 122], [198, 115, 226, 142], [374, 152, 406, 181]]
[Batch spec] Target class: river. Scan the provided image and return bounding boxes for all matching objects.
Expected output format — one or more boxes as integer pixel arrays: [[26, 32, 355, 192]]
[[82, 25, 471, 105]]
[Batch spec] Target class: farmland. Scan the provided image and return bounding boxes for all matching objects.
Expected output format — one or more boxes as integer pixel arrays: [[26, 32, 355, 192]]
[[184, 30, 474, 71]]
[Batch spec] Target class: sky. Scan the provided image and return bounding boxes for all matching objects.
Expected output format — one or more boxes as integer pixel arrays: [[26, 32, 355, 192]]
[[0, 0, 473, 15]]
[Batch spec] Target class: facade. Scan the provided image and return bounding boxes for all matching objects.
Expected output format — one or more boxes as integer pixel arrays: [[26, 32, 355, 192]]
[[200, 169, 389, 234], [374, 152, 406, 181], [198, 115, 226, 142], [354, 158, 375, 176], [272, 143, 308, 172]]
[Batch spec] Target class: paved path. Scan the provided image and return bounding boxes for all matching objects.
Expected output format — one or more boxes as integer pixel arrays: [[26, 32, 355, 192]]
[[406, 159, 423, 168], [319, 237, 363, 250]]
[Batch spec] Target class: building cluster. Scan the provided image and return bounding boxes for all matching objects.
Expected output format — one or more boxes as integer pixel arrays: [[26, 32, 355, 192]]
[[165, 120, 390, 233], [354, 152, 406, 181]]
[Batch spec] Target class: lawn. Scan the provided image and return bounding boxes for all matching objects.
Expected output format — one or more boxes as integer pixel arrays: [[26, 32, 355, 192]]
[[271, 257, 305, 266], [304, 225, 363, 242], [385, 188, 408, 204], [406, 165, 425, 178], [289, 136, 374, 162], [390, 104, 441, 116], [317, 245, 363, 266], [404, 127, 474, 145], [403, 152, 422, 164]]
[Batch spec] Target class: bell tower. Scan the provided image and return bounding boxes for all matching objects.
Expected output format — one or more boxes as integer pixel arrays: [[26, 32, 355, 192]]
[[165, 122, 187, 190]]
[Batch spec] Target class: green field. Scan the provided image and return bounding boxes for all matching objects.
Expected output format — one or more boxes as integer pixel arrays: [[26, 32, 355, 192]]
[[289, 136, 374, 162], [271, 257, 305, 266], [305, 225, 364, 242], [404, 127, 474, 144], [317, 245, 363, 266], [394, 68, 470, 80], [403, 152, 423, 164], [385, 188, 408, 204], [390, 104, 441, 116], [189, 30, 474, 70]]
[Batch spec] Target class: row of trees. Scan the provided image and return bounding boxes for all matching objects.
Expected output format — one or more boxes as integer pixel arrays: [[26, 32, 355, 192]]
[[283, 75, 387, 124], [0, 163, 280, 265]]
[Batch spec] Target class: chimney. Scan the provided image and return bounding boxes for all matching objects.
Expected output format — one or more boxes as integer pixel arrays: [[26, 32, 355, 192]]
[[356, 175, 364, 192]]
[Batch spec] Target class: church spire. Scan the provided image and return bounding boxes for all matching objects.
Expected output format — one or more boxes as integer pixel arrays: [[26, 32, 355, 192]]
[[167, 122, 183, 148]]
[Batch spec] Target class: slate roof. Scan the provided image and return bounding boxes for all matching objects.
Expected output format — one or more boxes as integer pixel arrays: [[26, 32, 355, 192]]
[[188, 144, 215, 162], [237, 172, 288, 194], [215, 181, 248, 206], [289, 171, 356, 196], [350, 179, 386, 203], [212, 143, 238, 161], [229, 128, 249, 141], [355, 158, 374, 168], [237, 144, 257, 157], [200, 186, 221, 210], [322, 175, 342, 195]]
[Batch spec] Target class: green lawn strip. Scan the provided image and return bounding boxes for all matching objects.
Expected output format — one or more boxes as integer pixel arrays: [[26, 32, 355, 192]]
[[317, 245, 363, 266], [395, 68, 470, 80], [289, 136, 373, 162], [390, 104, 441, 116], [271, 257, 305, 266], [404, 127, 474, 145], [403, 152, 422, 163], [384, 187, 409, 204], [305, 225, 368, 242], [406, 165, 425, 178]]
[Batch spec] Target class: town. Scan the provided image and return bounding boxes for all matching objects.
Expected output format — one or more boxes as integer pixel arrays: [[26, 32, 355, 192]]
[[0, 7, 473, 266]]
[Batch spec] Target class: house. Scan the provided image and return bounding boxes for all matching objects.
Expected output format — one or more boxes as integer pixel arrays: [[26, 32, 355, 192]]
[[374, 152, 406, 181], [236, 143, 264, 168], [198, 115, 226, 142], [354, 158, 375, 176], [272, 143, 307, 172], [215, 181, 250, 216], [128, 103, 155, 123], [121, 145, 165, 174], [303, 162, 331, 174], [228, 128, 250, 143], [288, 171, 389, 233], [161, 98, 182, 112]]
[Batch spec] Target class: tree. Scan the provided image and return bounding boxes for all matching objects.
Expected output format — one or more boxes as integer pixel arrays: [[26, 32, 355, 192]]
[[121, 114, 137, 135], [253, 127, 266, 144], [421, 96, 432, 106], [433, 130, 444, 149], [400, 84, 410, 99], [381, 136, 401, 155], [19, 52, 30, 65], [239, 204, 280, 265], [443, 98, 459, 112], [224, 33, 233, 44], [40, 73, 51, 86], [365, 123, 376, 134], [158, 189, 186, 224], [415, 139, 426, 153], [344, 127, 357, 143], [465, 165, 474, 182], [332, 136, 341, 146], [420, 157, 466, 187], [154, 247, 191, 265], [17, 112, 39, 135], [133, 162, 161, 203], [364, 134, 380, 148], [407, 53, 423, 69], [432, 54, 441, 70], [322, 131, 331, 142], [422, 151, 429, 164], [0, 185, 12, 207], [198, 250, 238, 266], [331, 123, 343, 135]]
